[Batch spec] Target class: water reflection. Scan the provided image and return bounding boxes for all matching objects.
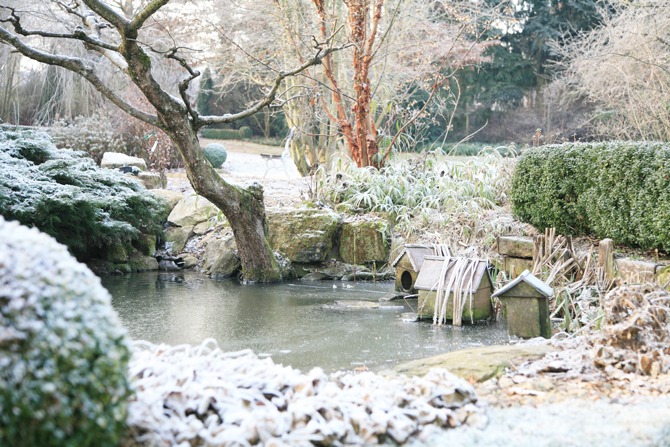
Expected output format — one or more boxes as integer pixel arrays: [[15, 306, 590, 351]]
[[104, 272, 509, 372]]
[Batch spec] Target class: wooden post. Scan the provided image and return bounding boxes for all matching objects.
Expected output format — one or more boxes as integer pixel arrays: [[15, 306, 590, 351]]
[[598, 238, 615, 284]]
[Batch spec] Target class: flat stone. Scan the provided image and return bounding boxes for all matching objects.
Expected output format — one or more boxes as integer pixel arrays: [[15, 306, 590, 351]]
[[616, 258, 658, 284], [497, 236, 534, 258], [394, 343, 555, 382], [101, 152, 147, 170]]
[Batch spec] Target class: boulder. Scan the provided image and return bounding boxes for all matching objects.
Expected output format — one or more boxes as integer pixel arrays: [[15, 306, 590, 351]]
[[339, 218, 390, 264], [150, 189, 184, 213], [267, 207, 341, 263], [202, 231, 240, 278], [133, 233, 157, 256], [138, 171, 163, 189], [164, 225, 194, 255], [100, 152, 147, 170], [104, 244, 129, 263], [168, 193, 219, 227], [128, 254, 159, 271], [181, 255, 198, 269]]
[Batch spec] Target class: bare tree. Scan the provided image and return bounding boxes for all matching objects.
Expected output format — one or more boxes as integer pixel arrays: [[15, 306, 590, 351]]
[[0, 0, 340, 282], [552, 0, 670, 141]]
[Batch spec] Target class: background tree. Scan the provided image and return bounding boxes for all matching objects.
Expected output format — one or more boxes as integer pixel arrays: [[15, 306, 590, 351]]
[[552, 0, 670, 141], [447, 0, 608, 143], [0, 0, 338, 282], [209, 0, 497, 173]]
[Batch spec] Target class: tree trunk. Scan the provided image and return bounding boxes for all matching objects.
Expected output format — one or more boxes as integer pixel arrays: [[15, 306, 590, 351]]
[[162, 119, 281, 282], [124, 34, 282, 283]]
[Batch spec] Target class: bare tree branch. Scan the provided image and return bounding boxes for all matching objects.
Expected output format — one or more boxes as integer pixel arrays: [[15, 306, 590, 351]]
[[0, 26, 157, 125], [197, 44, 348, 127], [130, 0, 170, 30], [0, 6, 118, 51], [81, 0, 128, 30]]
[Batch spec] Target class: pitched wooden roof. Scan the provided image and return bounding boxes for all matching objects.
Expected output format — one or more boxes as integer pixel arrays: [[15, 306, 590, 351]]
[[390, 244, 434, 271], [492, 269, 553, 298], [414, 256, 491, 293]]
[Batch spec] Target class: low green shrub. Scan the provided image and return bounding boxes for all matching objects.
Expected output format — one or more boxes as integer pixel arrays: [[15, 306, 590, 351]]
[[0, 217, 132, 447], [203, 143, 228, 168], [239, 126, 253, 139], [511, 141, 670, 251], [200, 128, 242, 140], [0, 129, 168, 260]]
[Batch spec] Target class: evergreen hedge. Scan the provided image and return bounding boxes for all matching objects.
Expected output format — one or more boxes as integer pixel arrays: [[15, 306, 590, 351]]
[[200, 128, 244, 140], [511, 142, 670, 251]]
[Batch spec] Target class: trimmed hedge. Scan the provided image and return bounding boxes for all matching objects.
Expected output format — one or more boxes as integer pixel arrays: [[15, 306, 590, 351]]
[[511, 141, 670, 251], [203, 143, 227, 168], [200, 128, 244, 140]]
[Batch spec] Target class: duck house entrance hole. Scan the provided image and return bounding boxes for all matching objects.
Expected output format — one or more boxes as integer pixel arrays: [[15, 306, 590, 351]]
[[400, 270, 413, 292]]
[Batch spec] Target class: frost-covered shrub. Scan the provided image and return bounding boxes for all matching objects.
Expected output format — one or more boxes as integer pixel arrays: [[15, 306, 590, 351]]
[[0, 129, 168, 260], [0, 217, 132, 446], [50, 113, 127, 163], [203, 142, 227, 168]]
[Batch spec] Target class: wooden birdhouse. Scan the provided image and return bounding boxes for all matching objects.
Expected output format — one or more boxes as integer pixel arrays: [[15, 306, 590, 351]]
[[492, 269, 553, 339], [391, 244, 435, 293], [414, 256, 493, 325]]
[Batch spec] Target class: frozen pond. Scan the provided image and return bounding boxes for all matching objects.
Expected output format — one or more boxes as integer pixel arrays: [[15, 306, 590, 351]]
[[103, 271, 508, 372]]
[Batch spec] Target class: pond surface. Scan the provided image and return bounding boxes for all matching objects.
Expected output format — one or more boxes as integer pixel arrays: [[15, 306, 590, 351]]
[[103, 272, 509, 372]]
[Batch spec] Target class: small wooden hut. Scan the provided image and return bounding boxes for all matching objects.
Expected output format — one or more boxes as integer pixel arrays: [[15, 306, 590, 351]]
[[391, 244, 435, 293], [414, 256, 493, 325], [492, 269, 553, 339]]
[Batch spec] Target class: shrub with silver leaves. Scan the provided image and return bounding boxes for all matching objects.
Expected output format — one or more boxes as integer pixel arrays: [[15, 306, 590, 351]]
[[0, 217, 132, 447]]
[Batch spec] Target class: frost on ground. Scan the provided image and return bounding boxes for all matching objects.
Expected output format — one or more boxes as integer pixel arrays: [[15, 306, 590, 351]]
[[125, 340, 485, 446]]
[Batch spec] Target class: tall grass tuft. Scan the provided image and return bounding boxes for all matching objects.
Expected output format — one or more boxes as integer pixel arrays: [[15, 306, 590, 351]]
[[316, 150, 515, 249]]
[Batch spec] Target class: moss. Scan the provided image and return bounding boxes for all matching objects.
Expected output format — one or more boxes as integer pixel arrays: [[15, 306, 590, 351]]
[[0, 217, 131, 446]]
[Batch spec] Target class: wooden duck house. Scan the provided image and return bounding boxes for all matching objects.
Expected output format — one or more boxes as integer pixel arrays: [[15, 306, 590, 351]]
[[391, 244, 435, 293], [414, 256, 493, 325], [492, 269, 553, 339]]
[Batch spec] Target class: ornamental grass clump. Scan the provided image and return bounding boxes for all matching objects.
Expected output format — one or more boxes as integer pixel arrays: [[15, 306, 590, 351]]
[[316, 151, 513, 244], [0, 128, 168, 260], [0, 217, 132, 447]]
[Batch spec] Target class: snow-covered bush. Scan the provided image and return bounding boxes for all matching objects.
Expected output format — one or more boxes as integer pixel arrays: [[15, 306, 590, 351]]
[[0, 217, 132, 446], [203, 142, 227, 168], [0, 128, 168, 259]]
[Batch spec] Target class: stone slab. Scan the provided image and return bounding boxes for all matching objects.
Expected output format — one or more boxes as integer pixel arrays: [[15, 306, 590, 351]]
[[393, 343, 555, 382], [497, 236, 534, 259]]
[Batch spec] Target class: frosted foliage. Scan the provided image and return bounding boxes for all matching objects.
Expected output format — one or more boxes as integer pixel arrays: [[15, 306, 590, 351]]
[[0, 217, 131, 446], [127, 340, 484, 446]]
